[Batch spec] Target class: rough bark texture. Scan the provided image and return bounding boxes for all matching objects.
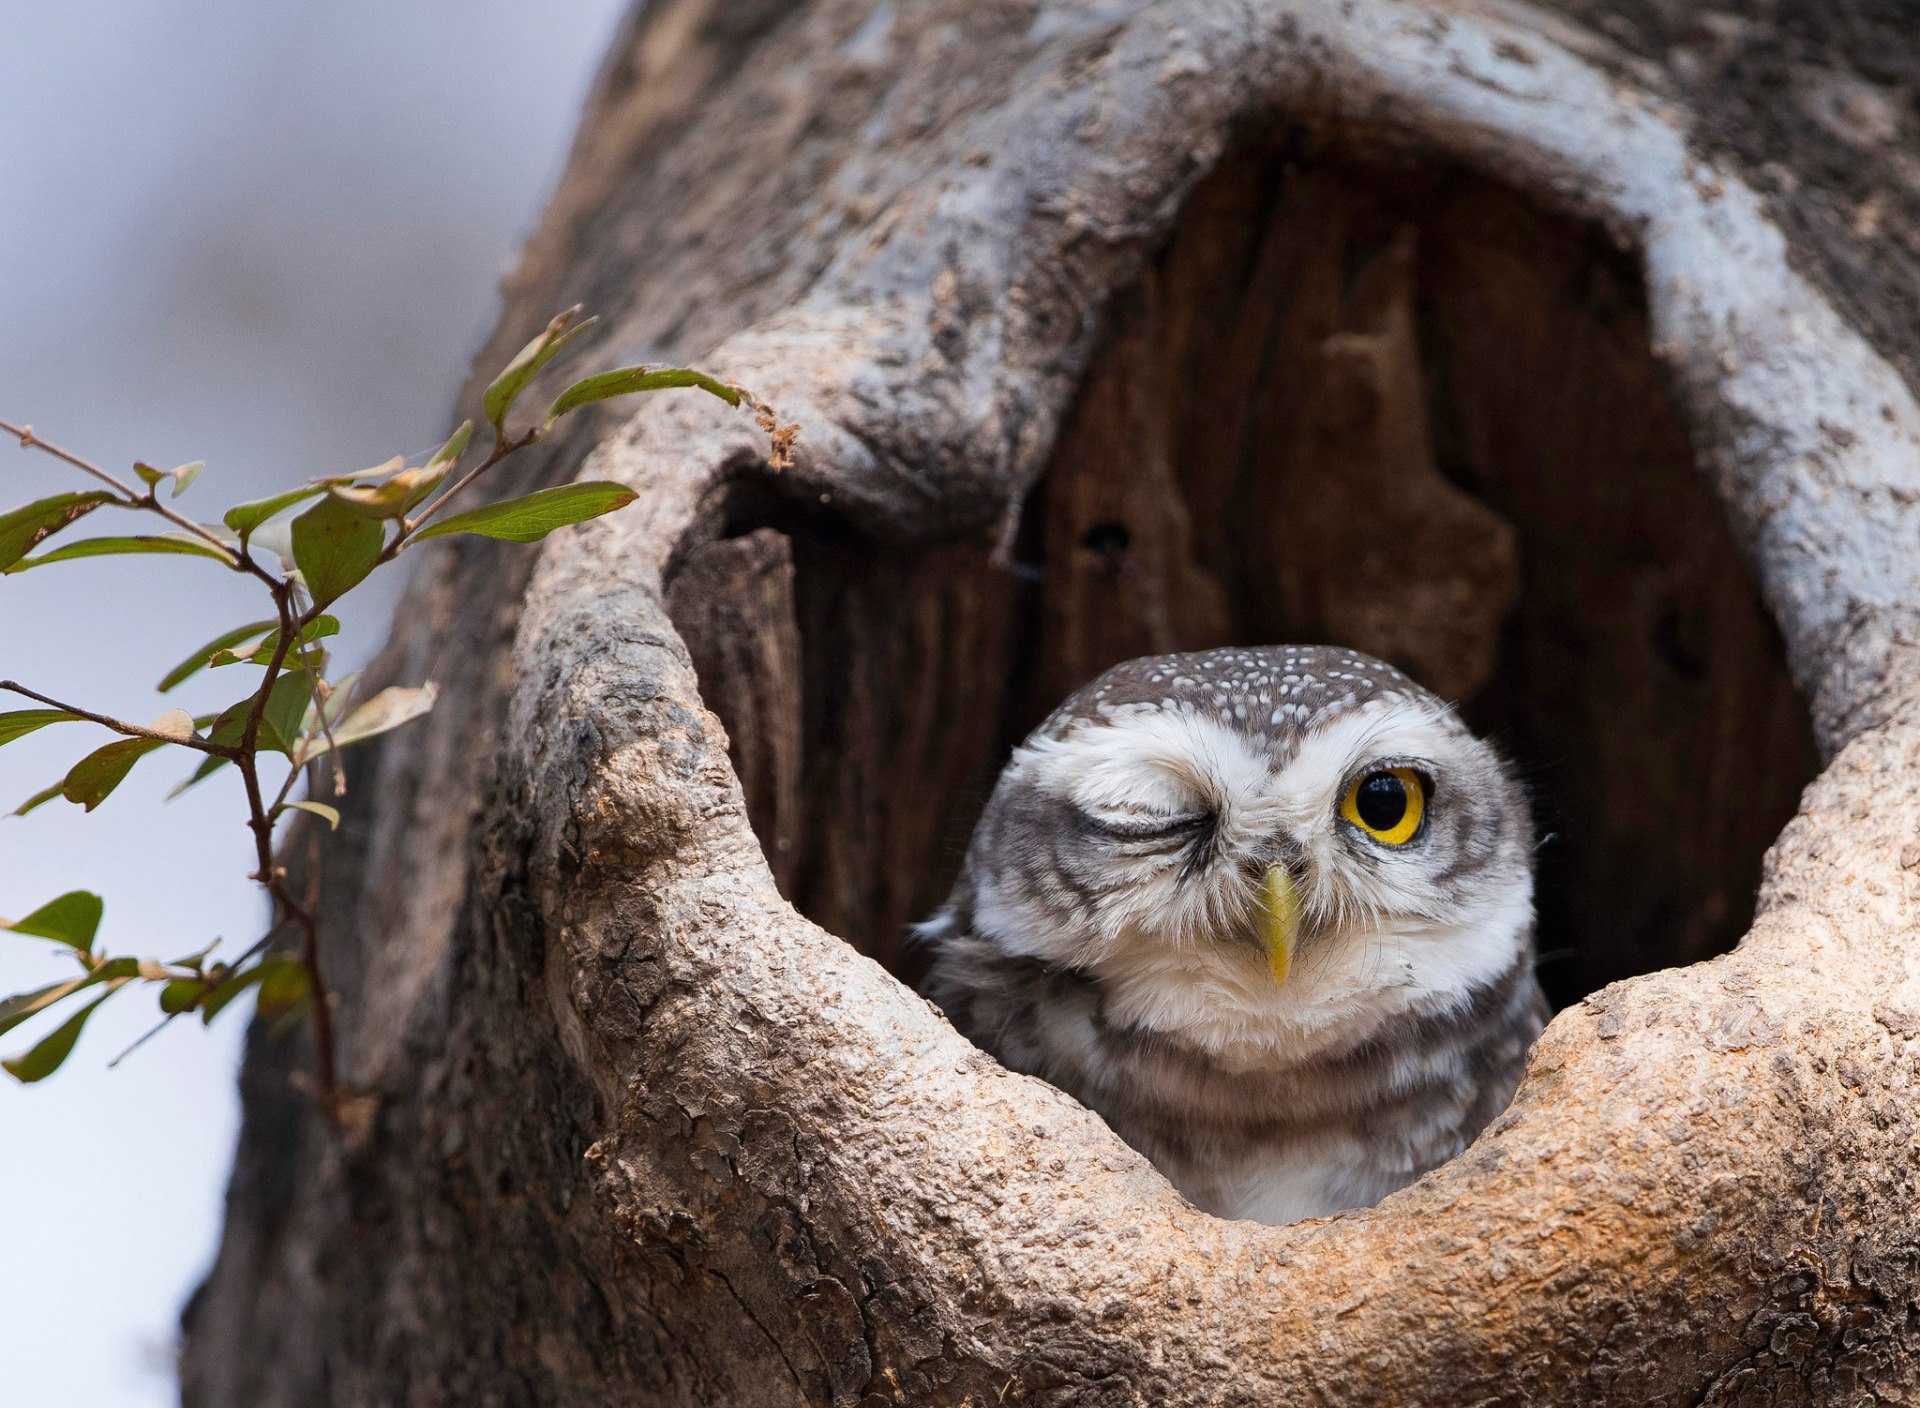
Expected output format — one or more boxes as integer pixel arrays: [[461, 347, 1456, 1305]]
[[183, 1, 1920, 1404]]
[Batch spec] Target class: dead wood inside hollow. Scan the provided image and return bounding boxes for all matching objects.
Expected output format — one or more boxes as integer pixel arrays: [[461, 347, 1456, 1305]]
[[668, 143, 1820, 1010]]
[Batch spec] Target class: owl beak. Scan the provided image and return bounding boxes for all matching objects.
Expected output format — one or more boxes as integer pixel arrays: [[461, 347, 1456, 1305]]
[[1256, 865, 1301, 986]]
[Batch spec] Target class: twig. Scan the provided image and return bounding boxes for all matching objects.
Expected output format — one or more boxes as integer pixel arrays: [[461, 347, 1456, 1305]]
[[0, 680, 236, 755], [390, 427, 538, 551], [2, 417, 281, 589], [267, 750, 307, 818], [229, 581, 341, 1124], [107, 1010, 184, 1068], [288, 580, 347, 798], [0, 418, 140, 498]]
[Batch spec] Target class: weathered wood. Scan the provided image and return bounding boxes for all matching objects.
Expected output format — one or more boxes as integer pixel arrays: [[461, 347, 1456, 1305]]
[[666, 529, 806, 896], [183, 2, 1920, 1404]]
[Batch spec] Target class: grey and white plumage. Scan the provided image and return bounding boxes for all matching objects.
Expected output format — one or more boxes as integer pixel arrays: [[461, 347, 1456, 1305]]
[[918, 645, 1547, 1225]]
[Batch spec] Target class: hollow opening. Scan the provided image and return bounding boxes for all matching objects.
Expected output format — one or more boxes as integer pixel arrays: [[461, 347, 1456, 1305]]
[[667, 140, 1820, 1011]]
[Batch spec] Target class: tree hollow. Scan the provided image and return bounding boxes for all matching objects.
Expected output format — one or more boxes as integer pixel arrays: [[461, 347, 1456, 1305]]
[[669, 142, 1821, 1009]]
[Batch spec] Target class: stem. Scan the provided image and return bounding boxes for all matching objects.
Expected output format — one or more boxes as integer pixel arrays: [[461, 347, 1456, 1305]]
[[389, 428, 538, 554], [235, 581, 340, 1126], [277, 880, 335, 1120], [318, 680, 347, 799], [0, 680, 237, 755], [287, 580, 347, 798], [0, 418, 139, 497], [267, 751, 306, 818], [264, 726, 328, 819], [108, 1009, 184, 1068], [2, 417, 281, 589]]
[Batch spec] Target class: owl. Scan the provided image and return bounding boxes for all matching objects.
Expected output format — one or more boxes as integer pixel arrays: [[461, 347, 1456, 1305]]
[[918, 645, 1546, 1225]]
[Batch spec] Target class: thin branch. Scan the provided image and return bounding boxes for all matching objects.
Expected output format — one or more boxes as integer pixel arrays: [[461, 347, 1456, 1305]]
[[389, 427, 538, 554], [0, 680, 236, 756], [107, 1009, 184, 1068], [261, 614, 346, 826], [274, 877, 335, 1115], [265, 731, 331, 819], [317, 685, 347, 799], [0, 418, 142, 500], [288, 579, 347, 798], [235, 587, 298, 792], [231, 583, 341, 1125], [2, 417, 282, 589], [265, 726, 343, 820], [210, 932, 274, 980], [267, 753, 306, 819]]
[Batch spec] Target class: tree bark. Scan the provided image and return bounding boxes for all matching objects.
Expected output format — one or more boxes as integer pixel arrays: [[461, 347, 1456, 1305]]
[[182, 1, 1920, 1404]]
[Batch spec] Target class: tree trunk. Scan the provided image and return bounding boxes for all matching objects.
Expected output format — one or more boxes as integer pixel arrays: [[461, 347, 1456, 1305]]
[[181, 1, 1920, 1403]]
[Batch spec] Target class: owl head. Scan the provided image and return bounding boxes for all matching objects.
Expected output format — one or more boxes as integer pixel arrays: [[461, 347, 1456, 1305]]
[[941, 645, 1536, 1060]]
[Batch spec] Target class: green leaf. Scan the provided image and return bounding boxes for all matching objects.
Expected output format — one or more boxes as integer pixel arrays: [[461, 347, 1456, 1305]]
[[327, 464, 449, 520], [205, 640, 269, 670], [296, 683, 436, 762], [160, 978, 208, 1015], [484, 307, 596, 438], [427, 419, 472, 470], [547, 366, 741, 423], [0, 492, 117, 571], [261, 669, 314, 755], [4, 987, 120, 1082], [412, 482, 637, 545], [289, 624, 336, 673], [199, 964, 270, 1023], [0, 710, 82, 748], [12, 782, 64, 816], [204, 697, 253, 744], [285, 800, 341, 830], [210, 616, 338, 669], [135, 461, 204, 497], [61, 738, 168, 810], [158, 619, 279, 692], [165, 938, 219, 972], [291, 496, 383, 606], [5, 533, 235, 573], [223, 485, 327, 542], [0, 975, 98, 1037], [255, 956, 310, 1018], [0, 891, 104, 950]]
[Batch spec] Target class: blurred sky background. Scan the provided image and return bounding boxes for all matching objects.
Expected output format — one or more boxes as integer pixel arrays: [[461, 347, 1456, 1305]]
[[0, 2, 628, 1401]]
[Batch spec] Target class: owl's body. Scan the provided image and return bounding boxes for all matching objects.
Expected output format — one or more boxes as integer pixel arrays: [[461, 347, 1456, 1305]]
[[920, 646, 1547, 1225]]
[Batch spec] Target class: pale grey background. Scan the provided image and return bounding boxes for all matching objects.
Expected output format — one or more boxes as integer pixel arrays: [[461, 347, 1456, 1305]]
[[0, 2, 627, 1401]]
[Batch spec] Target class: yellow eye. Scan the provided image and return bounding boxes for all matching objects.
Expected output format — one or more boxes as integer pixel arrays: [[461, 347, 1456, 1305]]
[[1340, 767, 1426, 846]]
